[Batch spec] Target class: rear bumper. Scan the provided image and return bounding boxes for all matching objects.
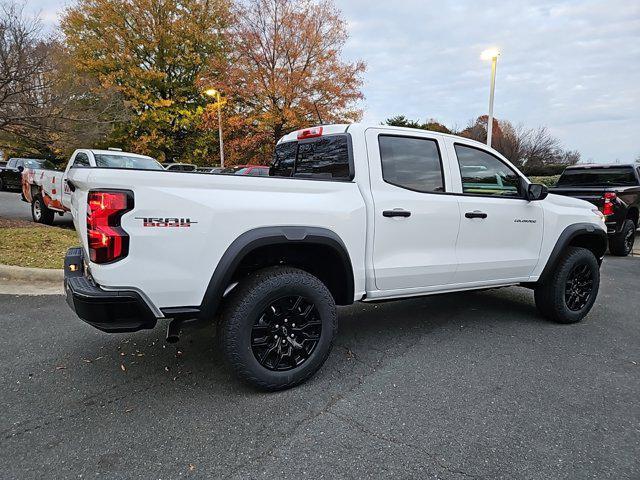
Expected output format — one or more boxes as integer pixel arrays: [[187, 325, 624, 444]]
[[64, 247, 158, 333]]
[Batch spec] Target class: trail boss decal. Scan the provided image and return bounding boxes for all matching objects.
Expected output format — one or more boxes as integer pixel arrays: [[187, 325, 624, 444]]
[[514, 219, 537, 224], [136, 217, 198, 228]]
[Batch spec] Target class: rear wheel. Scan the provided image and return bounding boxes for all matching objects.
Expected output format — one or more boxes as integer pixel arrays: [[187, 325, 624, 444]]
[[534, 247, 600, 324], [32, 195, 55, 225], [219, 266, 337, 391], [608, 219, 636, 256]]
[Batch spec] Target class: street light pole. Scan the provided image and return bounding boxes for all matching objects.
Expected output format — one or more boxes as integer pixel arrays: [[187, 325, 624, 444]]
[[481, 48, 500, 148], [204, 88, 225, 168], [217, 92, 225, 168]]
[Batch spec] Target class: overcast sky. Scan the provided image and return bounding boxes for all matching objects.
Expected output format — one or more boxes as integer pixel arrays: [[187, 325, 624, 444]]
[[28, 0, 640, 162]]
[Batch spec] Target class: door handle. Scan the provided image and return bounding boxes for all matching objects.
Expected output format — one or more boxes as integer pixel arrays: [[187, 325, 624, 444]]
[[383, 209, 411, 218], [465, 211, 488, 219]]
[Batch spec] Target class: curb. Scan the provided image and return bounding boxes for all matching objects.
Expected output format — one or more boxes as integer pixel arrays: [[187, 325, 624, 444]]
[[0, 264, 64, 283]]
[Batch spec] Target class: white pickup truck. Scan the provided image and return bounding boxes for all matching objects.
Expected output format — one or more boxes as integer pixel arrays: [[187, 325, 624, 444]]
[[22, 149, 163, 224], [64, 124, 607, 390]]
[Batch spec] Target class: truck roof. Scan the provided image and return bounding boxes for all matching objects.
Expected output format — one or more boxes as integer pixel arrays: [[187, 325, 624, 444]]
[[277, 123, 489, 150], [82, 149, 154, 159]]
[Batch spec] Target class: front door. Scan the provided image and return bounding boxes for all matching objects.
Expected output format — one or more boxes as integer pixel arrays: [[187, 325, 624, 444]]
[[366, 129, 461, 292], [451, 143, 543, 284]]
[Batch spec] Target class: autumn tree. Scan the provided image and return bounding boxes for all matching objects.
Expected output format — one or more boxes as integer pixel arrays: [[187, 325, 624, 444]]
[[385, 116, 451, 134], [62, 0, 231, 163], [210, 0, 365, 165], [0, 1, 122, 161], [460, 116, 579, 174]]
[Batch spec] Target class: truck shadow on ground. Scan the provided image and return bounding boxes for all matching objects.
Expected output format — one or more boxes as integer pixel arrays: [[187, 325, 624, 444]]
[[59, 285, 545, 397]]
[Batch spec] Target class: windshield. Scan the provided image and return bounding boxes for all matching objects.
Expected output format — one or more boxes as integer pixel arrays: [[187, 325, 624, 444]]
[[94, 154, 164, 170], [557, 167, 638, 187], [24, 159, 46, 169]]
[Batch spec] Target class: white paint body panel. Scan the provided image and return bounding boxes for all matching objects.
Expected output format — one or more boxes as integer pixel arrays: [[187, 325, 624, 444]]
[[68, 123, 605, 314]]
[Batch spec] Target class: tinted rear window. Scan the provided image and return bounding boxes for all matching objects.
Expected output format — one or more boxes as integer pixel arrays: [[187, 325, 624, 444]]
[[557, 168, 638, 186], [271, 135, 351, 180]]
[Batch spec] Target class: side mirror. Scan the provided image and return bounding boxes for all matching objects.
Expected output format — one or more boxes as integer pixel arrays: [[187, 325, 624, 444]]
[[17, 166, 24, 173], [526, 183, 549, 202]]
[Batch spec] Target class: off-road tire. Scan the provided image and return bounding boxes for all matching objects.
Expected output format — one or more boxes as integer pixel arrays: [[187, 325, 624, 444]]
[[219, 266, 337, 391], [534, 246, 600, 324], [608, 219, 636, 257], [32, 195, 55, 225], [0, 177, 5, 191]]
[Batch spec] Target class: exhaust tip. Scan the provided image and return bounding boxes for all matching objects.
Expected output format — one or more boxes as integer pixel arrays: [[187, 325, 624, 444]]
[[166, 320, 181, 344]]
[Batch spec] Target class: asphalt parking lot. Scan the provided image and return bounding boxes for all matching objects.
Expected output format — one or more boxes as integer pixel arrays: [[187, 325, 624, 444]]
[[0, 191, 74, 227], [1, 257, 638, 479]]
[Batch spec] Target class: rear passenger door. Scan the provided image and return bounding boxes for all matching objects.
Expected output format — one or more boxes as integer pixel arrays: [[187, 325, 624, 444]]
[[366, 129, 461, 292]]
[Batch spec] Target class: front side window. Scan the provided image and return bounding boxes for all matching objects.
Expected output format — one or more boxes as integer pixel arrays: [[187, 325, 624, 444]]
[[72, 153, 90, 168], [455, 144, 521, 197], [379, 135, 444, 193]]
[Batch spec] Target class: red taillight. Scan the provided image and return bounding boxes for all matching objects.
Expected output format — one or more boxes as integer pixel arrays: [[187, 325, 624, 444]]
[[602, 192, 616, 216], [87, 190, 133, 264], [297, 126, 323, 140]]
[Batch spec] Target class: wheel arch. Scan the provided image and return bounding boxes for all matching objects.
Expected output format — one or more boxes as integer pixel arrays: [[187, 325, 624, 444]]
[[198, 227, 355, 321], [537, 223, 607, 285]]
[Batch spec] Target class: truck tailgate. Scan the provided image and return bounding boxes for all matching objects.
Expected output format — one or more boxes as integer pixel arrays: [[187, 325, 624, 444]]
[[550, 187, 606, 208]]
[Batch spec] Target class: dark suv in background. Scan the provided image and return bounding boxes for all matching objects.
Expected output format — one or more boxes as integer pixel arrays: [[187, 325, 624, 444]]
[[551, 164, 640, 256]]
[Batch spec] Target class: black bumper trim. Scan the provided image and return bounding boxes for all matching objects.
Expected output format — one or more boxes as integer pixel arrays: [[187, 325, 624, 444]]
[[64, 248, 157, 333]]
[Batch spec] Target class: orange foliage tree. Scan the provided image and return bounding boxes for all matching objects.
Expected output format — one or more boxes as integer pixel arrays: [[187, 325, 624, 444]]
[[205, 0, 365, 165], [62, 0, 231, 163]]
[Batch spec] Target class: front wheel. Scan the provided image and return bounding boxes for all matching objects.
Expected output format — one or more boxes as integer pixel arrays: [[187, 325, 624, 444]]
[[32, 196, 55, 225], [219, 266, 337, 391], [534, 247, 600, 324], [608, 219, 636, 257]]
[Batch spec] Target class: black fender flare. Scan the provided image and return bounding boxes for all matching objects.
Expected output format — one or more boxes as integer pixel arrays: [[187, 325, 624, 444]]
[[536, 223, 607, 285], [196, 226, 355, 321]]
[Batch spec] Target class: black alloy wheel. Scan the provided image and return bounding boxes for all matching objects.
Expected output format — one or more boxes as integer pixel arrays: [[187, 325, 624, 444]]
[[564, 263, 594, 312], [219, 266, 337, 390], [251, 295, 322, 372]]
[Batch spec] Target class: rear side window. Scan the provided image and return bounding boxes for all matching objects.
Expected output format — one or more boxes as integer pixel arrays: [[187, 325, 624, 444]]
[[271, 135, 351, 180], [557, 167, 638, 187], [378, 136, 444, 193], [455, 144, 521, 197]]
